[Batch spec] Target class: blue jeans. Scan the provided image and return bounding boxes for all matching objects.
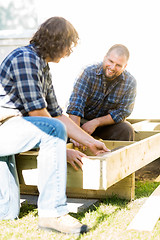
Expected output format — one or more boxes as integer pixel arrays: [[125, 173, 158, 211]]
[[0, 116, 68, 220]]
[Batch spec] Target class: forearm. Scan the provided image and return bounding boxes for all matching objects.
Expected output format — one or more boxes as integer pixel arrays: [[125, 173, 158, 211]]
[[28, 108, 51, 117], [56, 114, 98, 147], [28, 110, 108, 154], [28, 110, 89, 145], [69, 114, 81, 126], [80, 114, 115, 135], [95, 114, 115, 127]]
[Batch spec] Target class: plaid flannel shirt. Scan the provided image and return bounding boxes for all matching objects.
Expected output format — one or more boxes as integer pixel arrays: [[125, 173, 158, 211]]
[[0, 44, 62, 118], [67, 63, 137, 123]]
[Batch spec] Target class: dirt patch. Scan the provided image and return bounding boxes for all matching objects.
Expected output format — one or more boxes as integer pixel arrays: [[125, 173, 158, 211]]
[[135, 158, 160, 182]]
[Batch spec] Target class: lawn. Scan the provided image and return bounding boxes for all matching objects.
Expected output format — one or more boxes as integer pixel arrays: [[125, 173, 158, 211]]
[[0, 181, 160, 240]]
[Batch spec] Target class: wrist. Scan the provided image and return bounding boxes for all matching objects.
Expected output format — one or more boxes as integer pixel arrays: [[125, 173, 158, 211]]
[[84, 137, 97, 148], [92, 118, 100, 128]]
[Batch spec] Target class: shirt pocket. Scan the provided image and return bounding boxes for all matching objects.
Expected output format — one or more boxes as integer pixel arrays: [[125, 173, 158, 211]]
[[87, 91, 105, 109], [107, 96, 120, 109]]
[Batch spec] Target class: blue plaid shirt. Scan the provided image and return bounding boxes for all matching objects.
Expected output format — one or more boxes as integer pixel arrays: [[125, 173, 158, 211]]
[[0, 44, 62, 118], [66, 63, 137, 123]]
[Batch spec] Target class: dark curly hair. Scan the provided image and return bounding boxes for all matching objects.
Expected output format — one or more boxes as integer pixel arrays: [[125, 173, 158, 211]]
[[30, 16, 79, 60]]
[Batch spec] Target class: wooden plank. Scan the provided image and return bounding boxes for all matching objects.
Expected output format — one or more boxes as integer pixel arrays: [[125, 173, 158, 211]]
[[67, 173, 135, 200], [135, 131, 158, 141], [16, 140, 134, 191], [128, 118, 160, 131], [16, 132, 160, 200], [20, 194, 100, 213], [69, 132, 160, 190], [133, 122, 160, 131], [131, 120, 149, 130], [127, 118, 160, 124], [16, 153, 37, 185], [16, 140, 134, 188], [17, 143, 135, 200], [101, 132, 160, 188], [20, 185, 39, 195], [127, 119, 147, 124], [19, 168, 135, 200], [16, 132, 160, 189], [127, 185, 160, 231]]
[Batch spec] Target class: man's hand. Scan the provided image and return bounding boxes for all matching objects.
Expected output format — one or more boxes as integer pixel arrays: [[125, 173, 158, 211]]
[[70, 138, 83, 148], [57, 114, 110, 155], [81, 119, 99, 135], [67, 149, 87, 171], [88, 139, 110, 156]]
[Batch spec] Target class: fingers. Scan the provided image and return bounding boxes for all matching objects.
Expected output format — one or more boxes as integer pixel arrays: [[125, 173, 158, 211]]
[[87, 140, 111, 156], [70, 156, 83, 171], [67, 149, 87, 171], [103, 145, 110, 152], [95, 149, 110, 156], [70, 138, 84, 148], [95, 140, 111, 153], [70, 161, 81, 171]]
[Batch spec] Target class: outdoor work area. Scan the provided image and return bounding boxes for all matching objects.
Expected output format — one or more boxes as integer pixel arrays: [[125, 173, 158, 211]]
[[9, 119, 160, 239], [0, 0, 160, 240], [0, 119, 159, 239]]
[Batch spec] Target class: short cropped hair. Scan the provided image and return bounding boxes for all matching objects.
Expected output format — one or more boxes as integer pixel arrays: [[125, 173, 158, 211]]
[[30, 16, 79, 60], [107, 44, 130, 61]]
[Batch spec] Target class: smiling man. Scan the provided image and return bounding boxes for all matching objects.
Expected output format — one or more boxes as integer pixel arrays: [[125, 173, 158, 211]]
[[67, 44, 137, 145]]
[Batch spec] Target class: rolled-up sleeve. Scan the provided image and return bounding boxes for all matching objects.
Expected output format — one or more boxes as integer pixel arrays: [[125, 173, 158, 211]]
[[10, 52, 62, 116], [109, 80, 137, 123]]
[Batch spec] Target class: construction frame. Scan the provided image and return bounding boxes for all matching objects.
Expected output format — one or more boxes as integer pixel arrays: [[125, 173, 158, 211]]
[[15, 119, 160, 200]]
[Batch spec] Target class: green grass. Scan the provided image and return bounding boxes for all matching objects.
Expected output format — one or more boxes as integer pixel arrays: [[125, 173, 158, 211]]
[[0, 181, 160, 240], [135, 181, 160, 198]]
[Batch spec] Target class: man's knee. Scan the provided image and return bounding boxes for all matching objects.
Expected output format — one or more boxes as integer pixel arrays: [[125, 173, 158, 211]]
[[119, 121, 135, 141], [43, 118, 67, 142], [93, 120, 135, 141], [53, 119, 67, 141], [25, 116, 67, 142]]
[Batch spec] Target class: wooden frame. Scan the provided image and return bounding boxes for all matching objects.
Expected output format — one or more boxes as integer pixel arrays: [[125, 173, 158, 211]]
[[15, 125, 160, 201], [128, 118, 160, 131]]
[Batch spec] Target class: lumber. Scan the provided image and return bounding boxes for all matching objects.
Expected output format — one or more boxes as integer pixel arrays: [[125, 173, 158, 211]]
[[67, 173, 135, 200], [127, 185, 160, 231], [135, 131, 158, 141], [127, 119, 147, 124], [102, 132, 160, 188], [20, 194, 99, 213], [128, 118, 160, 131], [133, 122, 160, 131], [15, 130, 160, 200]]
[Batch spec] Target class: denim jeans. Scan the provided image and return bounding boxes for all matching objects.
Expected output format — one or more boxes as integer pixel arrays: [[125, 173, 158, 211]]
[[0, 116, 69, 220]]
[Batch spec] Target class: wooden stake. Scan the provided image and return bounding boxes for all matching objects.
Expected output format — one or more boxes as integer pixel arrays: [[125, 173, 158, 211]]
[[127, 185, 160, 231]]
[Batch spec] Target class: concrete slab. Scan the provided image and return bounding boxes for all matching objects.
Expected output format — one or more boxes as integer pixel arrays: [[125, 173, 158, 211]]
[[20, 194, 99, 213], [67, 198, 99, 213]]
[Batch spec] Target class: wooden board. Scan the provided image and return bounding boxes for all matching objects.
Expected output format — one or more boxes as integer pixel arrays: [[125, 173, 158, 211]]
[[128, 118, 160, 131], [102, 132, 160, 188], [68, 131, 160, 190], [15, 130, 160, 200], [67, 173, 135, 200], [16, 141, 135, 200], [127, 185, 160, 231]]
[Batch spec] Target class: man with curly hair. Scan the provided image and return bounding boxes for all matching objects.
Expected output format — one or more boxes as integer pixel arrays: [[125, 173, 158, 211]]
[[67, 44, 137, 147], [0, 17, 108, 235]]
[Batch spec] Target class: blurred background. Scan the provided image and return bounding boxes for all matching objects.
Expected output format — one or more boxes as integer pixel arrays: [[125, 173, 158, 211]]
[[0, 0, 159, 119]]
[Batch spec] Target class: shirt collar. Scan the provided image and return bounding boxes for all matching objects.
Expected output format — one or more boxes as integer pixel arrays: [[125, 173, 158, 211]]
[[27, 44, 49, 71]]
